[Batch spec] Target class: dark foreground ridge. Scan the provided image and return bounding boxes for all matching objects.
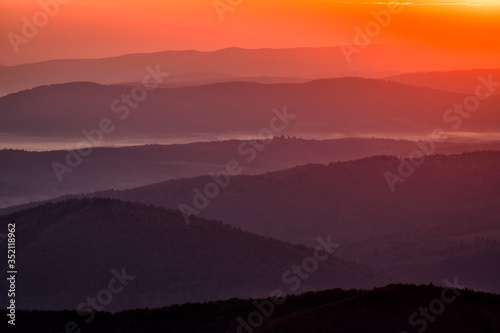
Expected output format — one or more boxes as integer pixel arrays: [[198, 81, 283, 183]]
[[2, 284, 499, 333]]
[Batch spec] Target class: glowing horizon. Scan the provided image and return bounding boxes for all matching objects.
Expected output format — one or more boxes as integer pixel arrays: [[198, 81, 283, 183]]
[[1, 0, 499, 66]]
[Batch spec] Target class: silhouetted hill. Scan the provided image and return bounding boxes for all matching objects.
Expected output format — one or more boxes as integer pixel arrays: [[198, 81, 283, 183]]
[[0, 198, 386, 311], [46, 151, 500, 293], [3, 285, 499, 333], [2, 78, 500, 142], [3, 152, 500, 292], [386, 68, 500, 95], [2, 137, 499, 209], [85, 151, 500, 236], [258, 284, 500, 333]]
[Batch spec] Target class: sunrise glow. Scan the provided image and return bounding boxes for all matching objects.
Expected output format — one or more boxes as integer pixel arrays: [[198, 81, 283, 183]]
[[1, 0, 499, 66]]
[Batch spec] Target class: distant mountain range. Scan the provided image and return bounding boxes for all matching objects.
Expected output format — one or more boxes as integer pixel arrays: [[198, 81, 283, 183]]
[[0, 198, 387, 310], [2, 78, 499, 143], [386, 68, 500, 95], [1, 45, 498, 97]]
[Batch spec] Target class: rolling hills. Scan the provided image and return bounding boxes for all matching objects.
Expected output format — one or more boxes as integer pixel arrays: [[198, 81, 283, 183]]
[[64, 151, 500, 292], [2, 78, 500, 144], [2, 137, 499, 209], [0, 198, 387, 311], [4, 151, 499, 293]]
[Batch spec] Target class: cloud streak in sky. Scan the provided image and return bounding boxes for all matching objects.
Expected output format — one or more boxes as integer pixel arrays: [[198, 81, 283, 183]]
[[336, 0, 498, 5]]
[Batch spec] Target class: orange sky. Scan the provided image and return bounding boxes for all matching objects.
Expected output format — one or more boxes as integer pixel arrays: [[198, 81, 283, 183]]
[[1, 0, 499, 66]]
